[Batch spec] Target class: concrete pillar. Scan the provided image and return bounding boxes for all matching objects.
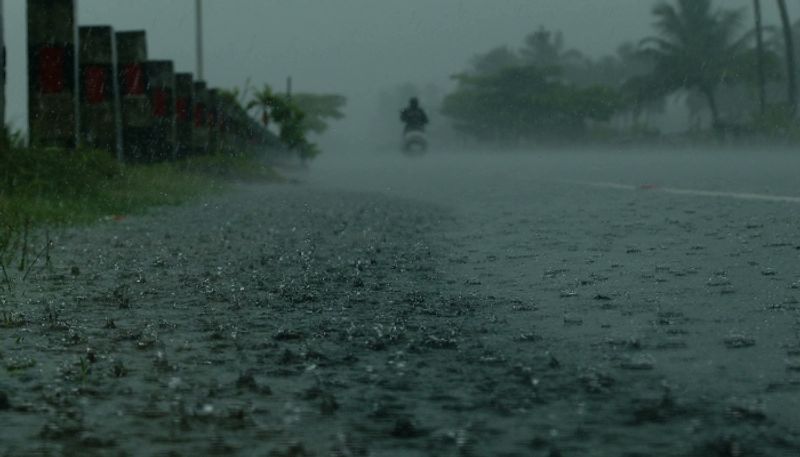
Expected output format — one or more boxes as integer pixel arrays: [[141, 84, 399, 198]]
[[206, 88, 219, 153], [27, 0, 77, 149], [174, 73, 193, 159], [223, 98, 242, 153], [78, 26, 121, 158], [144, 60, 175, 162], [216, 94, 230, 153], [191, 80, 208, 155], [221, 98, 243, 154], [115, 30, 148, 162]]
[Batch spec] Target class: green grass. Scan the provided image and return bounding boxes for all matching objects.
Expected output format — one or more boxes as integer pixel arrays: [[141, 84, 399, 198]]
[[0, 147, 281, 266]]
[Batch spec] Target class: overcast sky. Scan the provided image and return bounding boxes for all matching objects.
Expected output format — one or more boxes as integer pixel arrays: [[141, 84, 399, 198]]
[[2, 0, 788, 138]]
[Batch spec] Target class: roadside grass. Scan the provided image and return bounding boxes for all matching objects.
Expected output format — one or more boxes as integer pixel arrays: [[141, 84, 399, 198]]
[[0, 146, 281, 281]]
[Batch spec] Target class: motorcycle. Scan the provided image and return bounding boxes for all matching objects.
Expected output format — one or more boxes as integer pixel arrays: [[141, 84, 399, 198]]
[[402, 130, 428, 155]]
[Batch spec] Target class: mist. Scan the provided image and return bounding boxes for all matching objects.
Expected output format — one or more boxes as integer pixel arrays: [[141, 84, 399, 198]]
[[4, 0, 783, 147], [6, 2, 800, 455]]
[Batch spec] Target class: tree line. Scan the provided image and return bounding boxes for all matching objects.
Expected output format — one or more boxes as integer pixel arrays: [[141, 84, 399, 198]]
[[441, 0, 800, 144]]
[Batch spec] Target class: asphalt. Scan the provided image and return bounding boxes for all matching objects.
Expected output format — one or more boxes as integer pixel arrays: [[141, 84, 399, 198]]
[[1, 145, 799, 456]]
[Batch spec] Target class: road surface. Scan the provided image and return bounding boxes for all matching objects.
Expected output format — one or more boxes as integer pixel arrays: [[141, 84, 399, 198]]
[[2, 146, 800, 456]]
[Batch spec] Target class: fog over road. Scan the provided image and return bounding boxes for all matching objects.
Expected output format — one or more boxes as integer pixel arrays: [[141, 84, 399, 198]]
[[307, 146, 800, 452], [3, 146, 800, 456]]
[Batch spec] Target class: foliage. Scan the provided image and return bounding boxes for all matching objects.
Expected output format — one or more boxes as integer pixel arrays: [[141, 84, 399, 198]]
[[749, 104, 800, 138], [215, 87, 274, 153], [0, 146, 279, 288], [519, 27, 587, 73], [247, 85, 318, 159], [291, 93, 347, 135], [444, 26, 666, 143], [639, 0, 749, 126], [1, 126, 26, 151], [730, 47, 784, 87], [1, 147, 119, 200], [217, 87, 245, 106], [0, 147, 280, 265], [247, 86, 346, 159], [470, 46, 522, 76], [442, 65, 624, 142], [443, 2, 800, 142]]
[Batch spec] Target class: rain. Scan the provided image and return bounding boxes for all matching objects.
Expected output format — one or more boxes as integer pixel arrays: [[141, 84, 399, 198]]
[[2, 1, 800, 456]]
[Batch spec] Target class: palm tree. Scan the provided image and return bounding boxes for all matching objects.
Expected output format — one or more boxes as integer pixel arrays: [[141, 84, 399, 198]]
[[754, 0, 767, 113], [776, 0, 797, 115], [641, 0, 747, 130], [246, 85, 318, 157], [290, 94, 347, 135], [246, 85, 276, 127]]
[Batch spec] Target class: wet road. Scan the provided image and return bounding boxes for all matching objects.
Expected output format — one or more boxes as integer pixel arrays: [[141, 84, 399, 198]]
[[308, 146, 800, 453], [2, 146, 800, 456]]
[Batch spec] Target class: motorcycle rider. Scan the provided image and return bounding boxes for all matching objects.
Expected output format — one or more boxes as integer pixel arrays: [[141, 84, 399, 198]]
[[400, 97, 429, 133]]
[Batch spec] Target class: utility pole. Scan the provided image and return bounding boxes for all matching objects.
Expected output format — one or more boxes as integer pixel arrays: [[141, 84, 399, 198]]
[[196, 0, 204, 80], [753, 0, 766, 114], [777, 0, 797, 116]]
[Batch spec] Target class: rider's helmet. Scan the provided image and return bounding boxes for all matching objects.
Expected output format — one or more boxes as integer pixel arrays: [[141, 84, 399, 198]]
[[409, 97, 419, 108]]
